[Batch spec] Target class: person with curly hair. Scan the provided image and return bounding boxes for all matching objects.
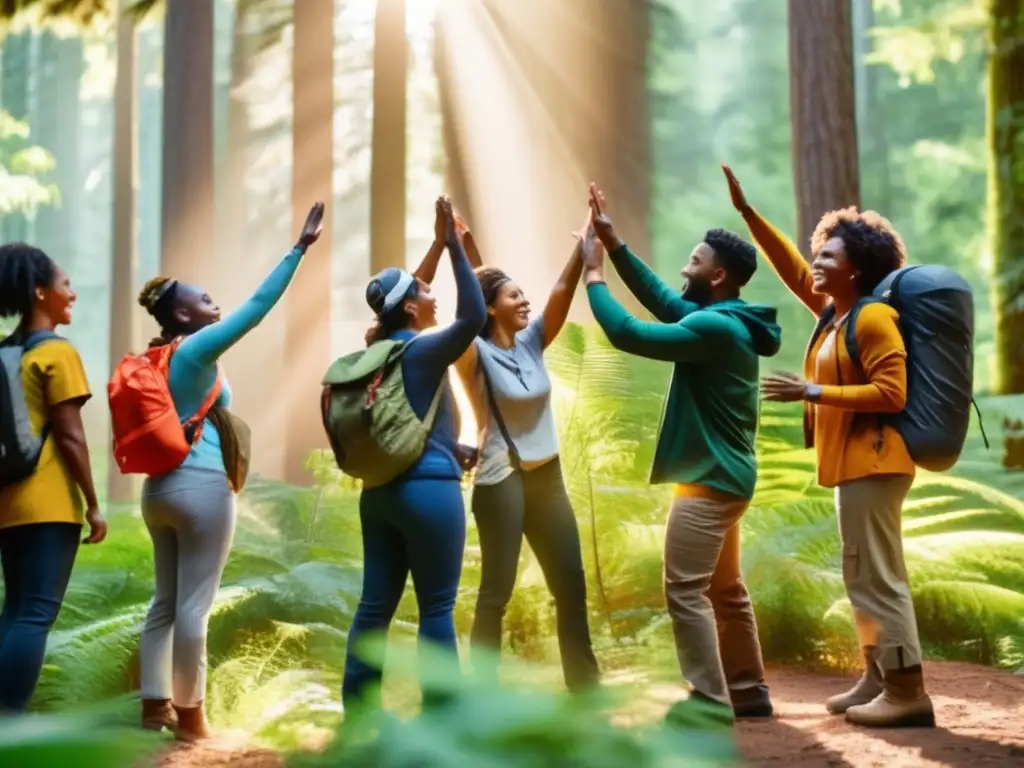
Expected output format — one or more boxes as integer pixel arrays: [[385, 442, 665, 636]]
[[0, 244, 104, 714], [582, 183, 782, 729], [133, 202, 325, 741], [722, 165, 933, 729]]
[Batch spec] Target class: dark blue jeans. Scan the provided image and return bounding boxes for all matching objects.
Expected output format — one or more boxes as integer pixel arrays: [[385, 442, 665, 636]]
[[0, 522, 81, 713], [342, 477, 466, 710]]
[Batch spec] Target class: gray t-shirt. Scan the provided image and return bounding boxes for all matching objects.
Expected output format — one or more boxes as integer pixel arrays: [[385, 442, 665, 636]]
[[472, 317, 560, 486]]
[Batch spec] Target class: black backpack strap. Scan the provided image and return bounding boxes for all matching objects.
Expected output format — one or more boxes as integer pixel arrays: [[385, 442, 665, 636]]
[[23, 330, 60, 352], [479, 363, 521, 471], [807, 304, 837, 364]]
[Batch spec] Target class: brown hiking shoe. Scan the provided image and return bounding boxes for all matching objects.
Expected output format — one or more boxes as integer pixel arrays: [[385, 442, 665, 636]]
[[172, 702, 210, 742], [825, 645, 883, 715], [845, 665, 936, 728], [141, 698, 176, 731]]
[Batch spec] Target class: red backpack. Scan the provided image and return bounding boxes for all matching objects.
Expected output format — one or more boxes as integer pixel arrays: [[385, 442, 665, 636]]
[[108, 338, 223, 477]]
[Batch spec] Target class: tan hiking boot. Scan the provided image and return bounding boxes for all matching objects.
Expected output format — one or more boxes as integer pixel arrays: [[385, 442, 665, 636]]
[[172, 702, 210, 743], [140, 698, 176, 731], [826, 645, 883, 714], [844, 666, 936, 728]]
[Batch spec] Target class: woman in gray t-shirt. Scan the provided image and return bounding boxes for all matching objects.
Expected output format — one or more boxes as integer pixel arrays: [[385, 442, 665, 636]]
[[450, 217, 601, 693]]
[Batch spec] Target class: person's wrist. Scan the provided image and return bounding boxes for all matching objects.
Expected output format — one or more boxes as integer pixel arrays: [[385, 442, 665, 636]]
[[584, 269, 606, 286], [294, 241, 309, 252], [601, 234, 624, 252], [804, 383, 822, 402]]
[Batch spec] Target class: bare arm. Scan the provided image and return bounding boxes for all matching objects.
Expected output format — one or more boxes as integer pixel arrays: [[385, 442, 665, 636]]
[[540, 239, 586, 348], [50, 398, 98, 510]]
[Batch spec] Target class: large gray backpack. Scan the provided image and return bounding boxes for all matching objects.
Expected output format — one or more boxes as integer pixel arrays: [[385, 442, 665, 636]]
[[808, 265, 987, 472], [0, 330, 60, 488]]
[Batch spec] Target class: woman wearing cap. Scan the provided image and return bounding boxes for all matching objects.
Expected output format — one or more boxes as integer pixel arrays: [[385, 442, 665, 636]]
[[134, 202, 325, 741], [366, 200, 600, 693], [342, 197, 486, 710]]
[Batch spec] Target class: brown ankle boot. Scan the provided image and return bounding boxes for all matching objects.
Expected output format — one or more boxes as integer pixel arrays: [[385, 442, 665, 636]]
[[845, 665, 936, 728], [172, 702, 210, 743], [825, 645, 883, 714], [141, 698, 176, 731]]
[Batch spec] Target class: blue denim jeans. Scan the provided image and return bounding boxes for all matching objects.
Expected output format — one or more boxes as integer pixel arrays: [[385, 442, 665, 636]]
[[342, 477, 466, 709], [0, 522, 81, 712]]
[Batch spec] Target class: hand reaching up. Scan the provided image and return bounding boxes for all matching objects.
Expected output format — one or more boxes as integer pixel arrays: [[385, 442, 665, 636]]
[[439, 196, 458, 245], [721, 165, 749, 213], [298, 201, 325, 247], [588, 182, 622, 254], [433, 196, 446, 244]]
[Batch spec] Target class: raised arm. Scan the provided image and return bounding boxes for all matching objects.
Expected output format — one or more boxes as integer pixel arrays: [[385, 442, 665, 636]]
[[722, 166, 829, 318], [403, 205, 486, 370], [586, 280, 723, 362], [814, 304, 907, 412], [179, 202, 324, 366], [589, 183, 696, 323], [177, 245, 305, 366], [538, 238, 586, 349], [609, 244, 697, 323]]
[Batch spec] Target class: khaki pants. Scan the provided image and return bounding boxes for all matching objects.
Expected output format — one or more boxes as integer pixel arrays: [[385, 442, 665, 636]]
[[835, 473, 923, 670], [663, 495, 766, 707]]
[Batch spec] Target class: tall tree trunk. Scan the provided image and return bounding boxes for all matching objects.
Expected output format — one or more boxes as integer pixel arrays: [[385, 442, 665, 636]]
[[1, 32, 31, 242], [35, 32, 83, 270], [989, 0, 1024, 397], [369, 0, 407, 273], [988, 0, 1024, 469], [787, 0, 860, 257], [284, 0, 334, 484], [108, 12, 140, 503], [160, 1, 215, 280]]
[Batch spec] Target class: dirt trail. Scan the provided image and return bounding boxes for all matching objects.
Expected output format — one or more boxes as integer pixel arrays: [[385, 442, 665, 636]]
[[153, 661, 1024, 767]]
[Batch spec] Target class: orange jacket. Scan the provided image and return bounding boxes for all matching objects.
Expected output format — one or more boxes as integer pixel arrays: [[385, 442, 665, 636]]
[[741, 207, 915, 488]]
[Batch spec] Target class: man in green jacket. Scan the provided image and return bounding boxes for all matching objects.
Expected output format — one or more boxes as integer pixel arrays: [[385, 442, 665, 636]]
[[581, 185, 781, 727]]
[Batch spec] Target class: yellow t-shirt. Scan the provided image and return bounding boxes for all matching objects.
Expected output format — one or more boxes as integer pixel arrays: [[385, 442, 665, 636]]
[[0, 338, 92, 530]]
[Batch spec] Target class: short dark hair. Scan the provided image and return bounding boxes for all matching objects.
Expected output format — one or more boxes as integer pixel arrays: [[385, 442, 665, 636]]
[[0, 243, 57, 322], [811, 207, 906, 296], [704, 228, 757, 287], [475, 265, 512, 338]]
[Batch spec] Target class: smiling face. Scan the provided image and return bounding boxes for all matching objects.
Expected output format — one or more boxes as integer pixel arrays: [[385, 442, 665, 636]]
[[680, 242, 726, 306], [35, 263, 76, 326], [404, 278, 438, 329], [488, 280, 531, 334], [810, 235, 858, 296]]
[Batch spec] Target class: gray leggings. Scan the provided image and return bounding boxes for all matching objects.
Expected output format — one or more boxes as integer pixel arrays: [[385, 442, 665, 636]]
[[139, 466, 236, 708]]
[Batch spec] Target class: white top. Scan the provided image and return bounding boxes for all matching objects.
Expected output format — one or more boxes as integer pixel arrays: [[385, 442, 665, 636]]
[[471, 317, 559, 486]]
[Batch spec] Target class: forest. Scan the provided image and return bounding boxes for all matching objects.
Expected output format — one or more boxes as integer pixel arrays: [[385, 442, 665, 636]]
[[1, 0, 1023, 766]]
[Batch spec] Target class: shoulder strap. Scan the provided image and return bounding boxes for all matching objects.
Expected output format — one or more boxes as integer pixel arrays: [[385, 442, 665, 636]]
[[842, 296, 885, 380], [22, 330, 60, 352], [162, 337, 224, 442], [480, 363, 521, 469], [807, 304, 836, 363], [423, 372, 447, 432]]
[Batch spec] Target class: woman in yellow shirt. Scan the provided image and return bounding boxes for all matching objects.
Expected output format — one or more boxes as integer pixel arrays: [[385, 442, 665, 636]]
[[0, 243, 104, 714], [721, 167, 934, 730]]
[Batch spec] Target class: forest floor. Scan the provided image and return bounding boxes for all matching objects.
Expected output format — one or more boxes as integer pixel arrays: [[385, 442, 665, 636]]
[[150, 660, 1024, 768]]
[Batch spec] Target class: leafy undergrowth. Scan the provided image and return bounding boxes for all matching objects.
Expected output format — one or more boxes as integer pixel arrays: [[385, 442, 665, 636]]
[[2, 323, 1021, 757]]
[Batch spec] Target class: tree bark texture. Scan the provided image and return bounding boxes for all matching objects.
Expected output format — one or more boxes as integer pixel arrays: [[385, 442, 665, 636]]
[[283, 0, 335, 484], [787, 0, 861, 258]]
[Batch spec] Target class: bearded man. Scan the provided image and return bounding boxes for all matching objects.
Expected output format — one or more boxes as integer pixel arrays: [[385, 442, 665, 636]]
[[581, 184, 781, 727]]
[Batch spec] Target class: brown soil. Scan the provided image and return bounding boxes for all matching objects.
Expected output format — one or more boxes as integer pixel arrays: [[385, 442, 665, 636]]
[[152, 661, 1023, 768]]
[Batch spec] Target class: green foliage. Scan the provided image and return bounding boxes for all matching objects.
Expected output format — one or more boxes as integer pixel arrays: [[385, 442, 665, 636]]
[[0, 711, 159, 768], [288, 644, 738, 768], [0, 108, 58, 216]]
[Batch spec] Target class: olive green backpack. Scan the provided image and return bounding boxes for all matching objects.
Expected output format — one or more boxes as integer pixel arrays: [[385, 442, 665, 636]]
[[320, 339, 444, 489]]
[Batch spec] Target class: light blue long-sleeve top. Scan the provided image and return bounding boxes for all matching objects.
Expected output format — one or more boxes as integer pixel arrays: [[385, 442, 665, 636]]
[[166, 245, 306, 472]]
